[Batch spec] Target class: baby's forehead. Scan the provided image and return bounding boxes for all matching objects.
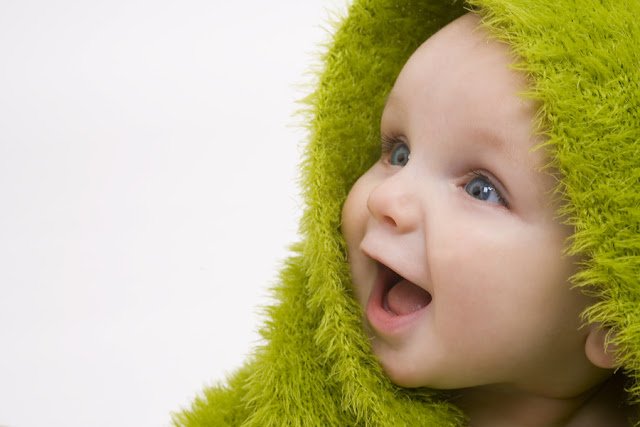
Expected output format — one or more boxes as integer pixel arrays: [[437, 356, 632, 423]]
[[385, 19, 533, 144], [396, 14, 524, 98]]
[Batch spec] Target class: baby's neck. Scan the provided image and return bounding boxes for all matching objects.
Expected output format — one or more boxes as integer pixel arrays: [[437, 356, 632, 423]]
[[451, 373, 634, 427]]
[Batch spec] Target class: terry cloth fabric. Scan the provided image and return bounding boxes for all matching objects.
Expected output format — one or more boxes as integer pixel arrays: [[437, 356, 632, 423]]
[[173, 0, 640, 425]]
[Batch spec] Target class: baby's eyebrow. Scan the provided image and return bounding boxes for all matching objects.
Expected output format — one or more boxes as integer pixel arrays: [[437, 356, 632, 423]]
[[470, 125, 518, 163], [382, 93, 518, 164]]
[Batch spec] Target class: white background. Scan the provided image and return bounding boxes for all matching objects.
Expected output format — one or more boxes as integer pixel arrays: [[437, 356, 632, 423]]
[[0, 1, 349, 426]]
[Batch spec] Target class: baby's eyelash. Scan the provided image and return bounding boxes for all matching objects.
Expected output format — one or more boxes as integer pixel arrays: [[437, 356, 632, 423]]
[[469, 170, 509, 209], [380, 134, 404, 154]]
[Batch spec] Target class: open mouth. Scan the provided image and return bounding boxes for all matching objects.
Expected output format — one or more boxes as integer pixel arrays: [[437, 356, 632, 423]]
[[379, 263, 432, 316]]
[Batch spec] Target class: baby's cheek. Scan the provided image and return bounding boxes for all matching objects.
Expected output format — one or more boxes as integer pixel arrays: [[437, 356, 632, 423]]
[[341, 188, 372, 308], [435, 261, 505, 343], [430, 231, 525, 338], [341, 180, 370, 245]]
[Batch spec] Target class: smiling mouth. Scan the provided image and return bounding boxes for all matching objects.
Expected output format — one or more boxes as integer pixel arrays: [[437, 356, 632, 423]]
[[379, 263, 432, 316]]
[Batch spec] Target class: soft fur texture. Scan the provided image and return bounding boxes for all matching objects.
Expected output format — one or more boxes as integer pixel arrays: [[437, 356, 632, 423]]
[[173, 0, 640, 425]]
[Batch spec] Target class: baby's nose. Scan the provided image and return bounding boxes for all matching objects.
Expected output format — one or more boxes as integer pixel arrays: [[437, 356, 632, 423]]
[[366, 176, 421, 233]]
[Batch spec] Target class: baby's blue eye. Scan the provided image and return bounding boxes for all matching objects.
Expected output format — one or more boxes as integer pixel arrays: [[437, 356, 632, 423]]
[[465, 176, 505, 206], [390, 144, 410, 166]]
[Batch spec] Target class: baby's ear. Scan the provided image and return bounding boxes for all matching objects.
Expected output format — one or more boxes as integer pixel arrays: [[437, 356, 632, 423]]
[[585, 324, 618, 369]]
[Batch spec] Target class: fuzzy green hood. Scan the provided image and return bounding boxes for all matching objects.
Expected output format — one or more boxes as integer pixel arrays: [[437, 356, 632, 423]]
[[174, 0, 640, 425]]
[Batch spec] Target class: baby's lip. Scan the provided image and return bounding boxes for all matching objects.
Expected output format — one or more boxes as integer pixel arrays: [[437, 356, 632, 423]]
[[362, 249, 432, 334], [360, 245, 432, 297]]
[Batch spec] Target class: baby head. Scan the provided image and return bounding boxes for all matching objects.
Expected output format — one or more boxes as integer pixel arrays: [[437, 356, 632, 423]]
[[341, 12, 616, 403]]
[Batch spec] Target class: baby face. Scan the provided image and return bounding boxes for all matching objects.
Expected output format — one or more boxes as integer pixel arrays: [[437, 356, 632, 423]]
[[341, 14, 602, 396]]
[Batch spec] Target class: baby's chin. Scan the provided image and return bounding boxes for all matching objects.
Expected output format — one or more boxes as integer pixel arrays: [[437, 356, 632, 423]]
[[370, 342, 432, 388]]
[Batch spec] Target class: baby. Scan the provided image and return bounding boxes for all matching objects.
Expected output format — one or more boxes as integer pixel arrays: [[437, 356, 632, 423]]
[[341, 13, 633, 426], [174, 3, 640, 426]]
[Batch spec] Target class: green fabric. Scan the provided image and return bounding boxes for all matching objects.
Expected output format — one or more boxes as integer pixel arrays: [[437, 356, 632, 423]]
[[173, 0, 640, 425]]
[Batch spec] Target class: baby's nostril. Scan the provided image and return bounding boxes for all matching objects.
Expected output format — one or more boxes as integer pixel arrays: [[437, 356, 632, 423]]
[[383, 215, 397, 227]]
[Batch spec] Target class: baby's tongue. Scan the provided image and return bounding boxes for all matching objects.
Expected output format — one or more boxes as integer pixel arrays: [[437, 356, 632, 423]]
[[387, 279, 431, 316]]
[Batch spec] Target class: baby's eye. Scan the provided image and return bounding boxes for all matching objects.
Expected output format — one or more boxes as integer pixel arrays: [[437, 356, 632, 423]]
[[465, 176, 506, 207], [389, 143, 410, 166]]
